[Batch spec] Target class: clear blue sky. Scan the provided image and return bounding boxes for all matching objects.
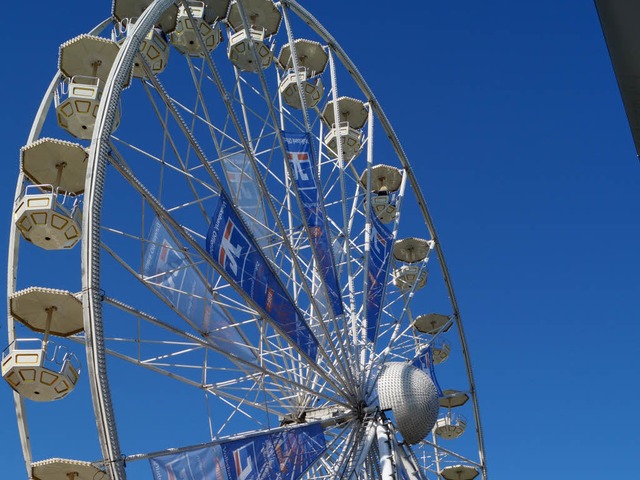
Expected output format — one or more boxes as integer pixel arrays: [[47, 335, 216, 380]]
[[1, 0, 639, 478]]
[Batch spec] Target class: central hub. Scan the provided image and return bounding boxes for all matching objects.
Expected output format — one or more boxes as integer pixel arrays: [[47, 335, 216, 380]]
[[376, 362, 440, 444]]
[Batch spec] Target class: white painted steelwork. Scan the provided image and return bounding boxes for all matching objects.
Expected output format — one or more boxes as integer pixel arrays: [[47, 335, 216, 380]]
[[5, 1, 487, 479]]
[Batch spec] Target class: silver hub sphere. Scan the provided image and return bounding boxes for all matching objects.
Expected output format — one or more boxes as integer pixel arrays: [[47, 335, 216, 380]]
[[377, 362, 440, 444]]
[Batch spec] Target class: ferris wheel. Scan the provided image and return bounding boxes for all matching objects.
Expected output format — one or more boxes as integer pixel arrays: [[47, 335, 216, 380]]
[[4, 1, 487, 479]]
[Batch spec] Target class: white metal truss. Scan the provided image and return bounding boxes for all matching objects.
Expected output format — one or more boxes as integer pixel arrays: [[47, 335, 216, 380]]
[[5, 1, 487, 479]]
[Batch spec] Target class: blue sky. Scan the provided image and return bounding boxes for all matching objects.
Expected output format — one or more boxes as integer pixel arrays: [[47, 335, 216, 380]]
[[2, 0, 639, 478]]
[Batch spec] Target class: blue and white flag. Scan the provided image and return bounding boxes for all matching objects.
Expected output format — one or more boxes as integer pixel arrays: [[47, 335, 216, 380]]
[[365, 205, 394, 342], [206, 193, 318, 360], [221, 152, 271, 253], [282, 131, 344, 317], [221, 423, 326, 480], [150, 424, 326, 480], [143, 218, 254, 362], [412, 344, 443, 396], [150, 445, 228, 480]]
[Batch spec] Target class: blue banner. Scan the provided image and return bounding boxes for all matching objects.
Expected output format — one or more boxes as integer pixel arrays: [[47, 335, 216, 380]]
[[143, 218, 254, 362], [150, 424, 326, 480], [206, 193, 318, 360], [221, 152, 271, 254], [282, 131, 344, 317], [221, 424, 326, 480], [412, 345, 443, 396], [150, 445, 228, 480], [365, 205, 394, 342]]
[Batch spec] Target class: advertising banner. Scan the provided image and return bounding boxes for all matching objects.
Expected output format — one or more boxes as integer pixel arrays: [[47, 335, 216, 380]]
[[221, 152, 270, 253], [365, 206, 394, 342], [150, 445, 228, 480], [150, 424, 326, 480], [282, 131, 343, 317], [143, 218, 254, 362], [220, 423, 326, 480], [206, 193, 318, 360]]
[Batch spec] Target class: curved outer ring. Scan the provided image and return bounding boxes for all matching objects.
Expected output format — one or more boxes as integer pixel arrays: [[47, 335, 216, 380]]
[[82, 2, 176, 479], [8, 1, 487, 479]]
